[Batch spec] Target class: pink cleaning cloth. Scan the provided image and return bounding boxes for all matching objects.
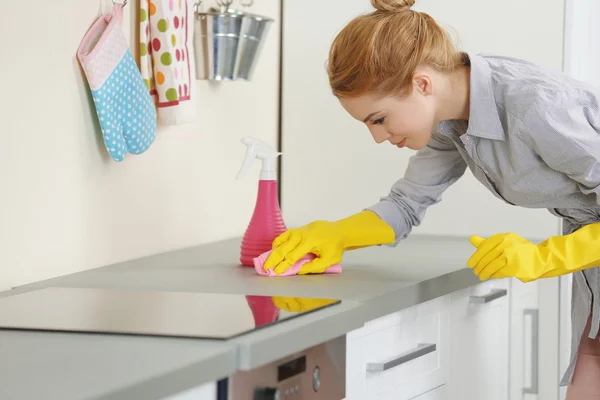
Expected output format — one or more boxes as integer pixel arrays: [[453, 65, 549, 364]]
[[253, 249, 342, 277]]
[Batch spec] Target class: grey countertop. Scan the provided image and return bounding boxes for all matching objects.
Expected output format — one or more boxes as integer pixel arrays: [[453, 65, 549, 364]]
[[0, 234, 481, 400]]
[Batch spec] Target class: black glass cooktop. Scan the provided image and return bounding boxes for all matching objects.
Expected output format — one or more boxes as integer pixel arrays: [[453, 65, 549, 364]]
[[0, 287, 341, 340]]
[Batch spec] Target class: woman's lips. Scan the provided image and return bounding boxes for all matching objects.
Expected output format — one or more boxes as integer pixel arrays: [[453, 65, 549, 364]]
[[395, 138, 407, 148]]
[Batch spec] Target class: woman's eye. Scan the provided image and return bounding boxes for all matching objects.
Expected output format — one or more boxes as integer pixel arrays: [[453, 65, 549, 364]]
[[372, 117, 385, 125]]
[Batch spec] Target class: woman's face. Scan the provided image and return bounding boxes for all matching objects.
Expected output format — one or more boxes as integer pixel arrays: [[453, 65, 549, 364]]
[[338, 78, 437, 150]]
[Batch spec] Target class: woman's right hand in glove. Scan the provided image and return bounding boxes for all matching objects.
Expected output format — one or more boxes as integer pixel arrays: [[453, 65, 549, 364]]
[[263, 210, 395, 275]]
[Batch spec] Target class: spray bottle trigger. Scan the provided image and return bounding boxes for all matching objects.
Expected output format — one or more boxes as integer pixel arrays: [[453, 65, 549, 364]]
[[236, 136, 281, 181], [236, 142, 256, 179]]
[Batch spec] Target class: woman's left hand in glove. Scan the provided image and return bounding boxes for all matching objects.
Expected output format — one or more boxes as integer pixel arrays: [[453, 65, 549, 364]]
[[468, 223, 600, 282]]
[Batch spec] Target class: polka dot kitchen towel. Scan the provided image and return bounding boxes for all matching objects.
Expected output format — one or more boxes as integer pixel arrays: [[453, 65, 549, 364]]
[[77, 3, 157, 162], [139, 0, 197, 125]]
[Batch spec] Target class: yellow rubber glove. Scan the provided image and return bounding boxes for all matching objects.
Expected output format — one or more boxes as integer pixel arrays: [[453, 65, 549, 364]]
[[271, 296, 338, 312], [468, 222, 600, 282], [264, 210, 395, 275]]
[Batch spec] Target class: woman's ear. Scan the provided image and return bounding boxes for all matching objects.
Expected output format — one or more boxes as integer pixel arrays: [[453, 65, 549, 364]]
[[413, 73, 433, 96]]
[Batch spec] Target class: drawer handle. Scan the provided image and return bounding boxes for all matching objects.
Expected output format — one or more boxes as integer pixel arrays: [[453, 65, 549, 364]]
[[523, 308, 539, 394], [469, 288, 507, 304], [366, 343, 437, 372]]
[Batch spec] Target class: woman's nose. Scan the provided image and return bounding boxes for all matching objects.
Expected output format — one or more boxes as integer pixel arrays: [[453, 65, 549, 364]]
[[370, 127, 391, 144]]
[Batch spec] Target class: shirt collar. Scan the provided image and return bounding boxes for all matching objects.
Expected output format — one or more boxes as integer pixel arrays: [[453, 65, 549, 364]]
[[464, 52, 505, 141]]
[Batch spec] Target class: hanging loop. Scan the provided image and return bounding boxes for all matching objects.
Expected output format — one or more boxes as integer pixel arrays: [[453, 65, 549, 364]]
[[113, 0, 128, 7], [216, 0, 233, 8]]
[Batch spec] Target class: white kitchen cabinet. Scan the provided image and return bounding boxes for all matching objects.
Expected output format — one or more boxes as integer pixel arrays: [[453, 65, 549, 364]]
[[447, 279, 511, 400], [346, 280, 518, 400], [346, 296, 450, 400], [510, 279, 540, 400]]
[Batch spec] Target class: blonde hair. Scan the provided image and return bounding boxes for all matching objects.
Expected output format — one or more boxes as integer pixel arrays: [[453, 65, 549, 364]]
[[327, 0, 463, 98]]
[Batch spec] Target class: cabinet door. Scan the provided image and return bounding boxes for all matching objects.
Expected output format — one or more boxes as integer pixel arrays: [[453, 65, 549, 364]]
[[510, 279, 540, 400], [448, 280, 510, 400]]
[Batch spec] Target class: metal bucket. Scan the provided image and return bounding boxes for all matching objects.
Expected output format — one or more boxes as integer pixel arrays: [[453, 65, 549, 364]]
[[193, 1, 274, 81]]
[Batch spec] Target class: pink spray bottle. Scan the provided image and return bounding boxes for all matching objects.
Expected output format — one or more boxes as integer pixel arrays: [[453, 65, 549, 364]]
[[236, 136, 287, 267]]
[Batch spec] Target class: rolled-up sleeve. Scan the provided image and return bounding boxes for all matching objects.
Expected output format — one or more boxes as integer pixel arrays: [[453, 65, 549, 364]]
[[520, 93, 600, 204], [368, 132, 467, 245]]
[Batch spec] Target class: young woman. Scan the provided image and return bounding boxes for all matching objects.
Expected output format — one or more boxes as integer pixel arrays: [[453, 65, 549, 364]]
[[264, 0, 600, 396]]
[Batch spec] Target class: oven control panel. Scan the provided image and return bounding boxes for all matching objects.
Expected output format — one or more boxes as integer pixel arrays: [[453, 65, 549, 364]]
[[254, 380, 305, 399], [229, 338, 345, 400]]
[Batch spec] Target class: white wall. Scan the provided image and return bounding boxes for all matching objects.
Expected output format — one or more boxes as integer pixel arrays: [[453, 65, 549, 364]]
[[280, 0, 564, 241], [0, 0, 280, 290]]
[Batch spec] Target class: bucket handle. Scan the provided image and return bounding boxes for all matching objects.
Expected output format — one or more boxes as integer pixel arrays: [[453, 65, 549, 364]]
[[193, 0, 253, 13], [216, 0, 233, 8]]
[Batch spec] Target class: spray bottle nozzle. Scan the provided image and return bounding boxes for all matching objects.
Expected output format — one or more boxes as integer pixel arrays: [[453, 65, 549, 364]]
[[236, 136, 282, 180]]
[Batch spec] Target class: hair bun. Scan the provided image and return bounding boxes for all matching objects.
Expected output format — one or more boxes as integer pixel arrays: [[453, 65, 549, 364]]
[[371, 0, 416, 12]]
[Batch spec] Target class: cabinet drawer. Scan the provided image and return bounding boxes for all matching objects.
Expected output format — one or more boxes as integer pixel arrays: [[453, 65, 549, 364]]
[[346, 296, 449, 400], [448, 279, 510, 400]]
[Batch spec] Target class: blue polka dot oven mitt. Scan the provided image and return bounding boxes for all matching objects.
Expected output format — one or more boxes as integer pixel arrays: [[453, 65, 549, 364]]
[[77, 3, 157, 162]]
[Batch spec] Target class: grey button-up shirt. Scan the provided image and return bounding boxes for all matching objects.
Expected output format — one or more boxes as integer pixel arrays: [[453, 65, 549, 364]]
[[368, 52, 600, 385]]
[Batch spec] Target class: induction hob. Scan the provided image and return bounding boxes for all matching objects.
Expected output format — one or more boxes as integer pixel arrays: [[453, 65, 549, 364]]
[[0, 287, 341, 340]]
